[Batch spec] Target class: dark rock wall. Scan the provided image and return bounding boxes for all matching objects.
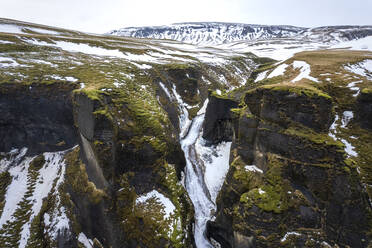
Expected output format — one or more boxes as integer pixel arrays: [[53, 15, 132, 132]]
[[208, 86, 371, 248], [0, 82, 78, 155], [202, 93, 239, 144], [356, 90, 372, 130]]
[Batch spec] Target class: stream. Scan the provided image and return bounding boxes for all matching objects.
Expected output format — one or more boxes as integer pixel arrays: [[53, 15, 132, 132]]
[[178, 99, 231, 248], [181, 113, 215, 248]]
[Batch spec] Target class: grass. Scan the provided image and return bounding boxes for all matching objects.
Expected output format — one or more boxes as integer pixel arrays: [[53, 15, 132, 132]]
[[0, 155, 45, 247]]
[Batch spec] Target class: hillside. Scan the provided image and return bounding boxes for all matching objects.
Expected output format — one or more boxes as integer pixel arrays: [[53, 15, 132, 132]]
[[108, 22, 372, 46], [0, 18, 372, 248]]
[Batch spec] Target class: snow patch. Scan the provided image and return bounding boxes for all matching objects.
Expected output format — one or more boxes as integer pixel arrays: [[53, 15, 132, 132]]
[[0, 56, 20, 68], [332, 36, 372, 51], [329, 114, 357, 157], [0, 154, 32, 229], [159, 82, 172, 99], [267, 63, 288, 78], [136, 190, 176, 219], [245, 165, 263, 173], [131, 62, 152, 69], [254, 70, 268, 82], [78, 233, 93, 248], [196, 139, 232, 203], [19, 152, 67, 247], [280, 232, 301, 242], [341, 111, 353, 128], [347, 81, 363, 97], [344, 60, 372, 80], [292, 61, 319, 83], [0, 24, 25, 34], [27, 27, 59, 35]]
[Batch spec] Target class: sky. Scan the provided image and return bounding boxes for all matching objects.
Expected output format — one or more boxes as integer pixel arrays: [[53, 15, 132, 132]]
[[0, 0, 371, 33]]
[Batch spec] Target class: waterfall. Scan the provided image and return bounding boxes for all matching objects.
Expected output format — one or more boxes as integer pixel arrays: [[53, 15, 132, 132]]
[[178, 99, 231, 248]]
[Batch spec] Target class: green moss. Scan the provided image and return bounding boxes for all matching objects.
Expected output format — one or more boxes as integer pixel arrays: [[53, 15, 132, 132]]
[[0, 171, 12, 216], [284, 124, 344, 149], [65, 148, 105, 204], [160, 162, 192, 247], [116, 174, 173, 248], [239, 154, 304, 214], [210, 89, 231, 99], [29, 155, 45, 171], [361, 88, 372, 94], [260, 84, 332, 100], [0, 155, 45, 246], [187, 106, 200, 119]]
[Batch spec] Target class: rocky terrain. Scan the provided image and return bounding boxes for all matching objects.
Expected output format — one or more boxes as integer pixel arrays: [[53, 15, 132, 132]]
[[0, 18, 371, 248]]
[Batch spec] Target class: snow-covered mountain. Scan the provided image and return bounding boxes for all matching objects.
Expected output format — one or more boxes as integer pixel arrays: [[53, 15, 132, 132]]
[[108, 22, 306, 45], [108, 22, 372, 46]]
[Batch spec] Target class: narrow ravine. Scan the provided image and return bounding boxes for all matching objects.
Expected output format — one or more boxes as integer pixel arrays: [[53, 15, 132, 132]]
[[177, 98, 231, 248], [181, 113, 215, 248]]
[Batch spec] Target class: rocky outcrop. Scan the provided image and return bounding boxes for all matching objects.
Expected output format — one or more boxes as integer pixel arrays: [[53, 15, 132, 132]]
[[356, 89, 372, 130], [0, 82, 78, 155], [208, 85, 371, 247], [202, 92, 239, 144]]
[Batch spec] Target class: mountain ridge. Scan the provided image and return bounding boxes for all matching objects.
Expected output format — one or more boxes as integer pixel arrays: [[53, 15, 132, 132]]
[[108, 22, 372, 46]]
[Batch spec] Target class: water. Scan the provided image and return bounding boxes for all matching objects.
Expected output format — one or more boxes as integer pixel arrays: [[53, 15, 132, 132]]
[[180, 111, 215, 248]]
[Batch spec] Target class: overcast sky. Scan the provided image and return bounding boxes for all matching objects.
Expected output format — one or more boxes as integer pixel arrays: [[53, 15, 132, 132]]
[[0, 0, 371, 33]]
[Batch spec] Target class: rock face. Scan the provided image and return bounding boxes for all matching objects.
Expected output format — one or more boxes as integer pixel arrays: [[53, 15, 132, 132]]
[[356, 89, 372, 130], [207, 85, 371, 247], [202, 92, 239, 144], [0, 82, 78, 155]]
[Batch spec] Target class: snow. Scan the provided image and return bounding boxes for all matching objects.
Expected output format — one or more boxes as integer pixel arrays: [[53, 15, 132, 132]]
[[245, 165, 263, 173], [329, 114, 358, 157], [56, 41, 127, 58], [292, 61, 319, 83], [341, 111, 353, 128], [258, 188, 265, 195], [172, 85, 192, 139], [50, 75, 78, 82], [197, 99, 209, 115], [19, 152, 66, 247], [0, 155, 33, 229], [0, 56, 20, 68], [347, 80, 363, 97], [215, 89, 222, 95], [80, 83, 86, 89], [42, 166, 70, 240], [332, 36, 372, 51], [111, 23, 303, 46], [196, 139, 232, 203], [65, 76, 79, 82], [267, 63, 288, 78], [27, 27, 59, 35], [136, 190, 176, 219], [280, 232, 301, 242], [344, 60, 372, 80], [131, 62, 152, 69], [0, 24, 25, 34], [181, 113, 215, 248], [254, 70, 268, 82], [78, 233, 93, 248], [341, 138, 358, 157], [159, 82, 172, 99], [0, 40, 13, 44], [328, 114, 339, 141]]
